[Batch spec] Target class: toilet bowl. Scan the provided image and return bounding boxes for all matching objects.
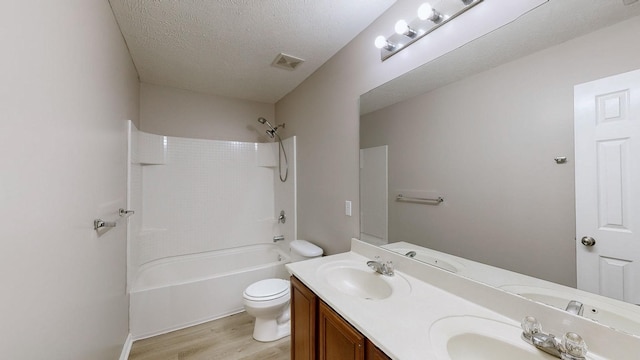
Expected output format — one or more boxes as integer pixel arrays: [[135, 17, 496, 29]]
[[242, 240, 323, 342], [243, 278, 291, 342]]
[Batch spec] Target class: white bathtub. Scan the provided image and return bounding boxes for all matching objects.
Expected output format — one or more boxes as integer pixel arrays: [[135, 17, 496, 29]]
[[130, 243, 290, 339]]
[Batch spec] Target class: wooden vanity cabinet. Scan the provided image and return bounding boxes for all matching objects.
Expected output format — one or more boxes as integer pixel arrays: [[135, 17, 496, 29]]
[[318, 300, 365, 359], [291, 275, 318, 360], [365, 340, 392, 360], [291, 276, 392, 360]]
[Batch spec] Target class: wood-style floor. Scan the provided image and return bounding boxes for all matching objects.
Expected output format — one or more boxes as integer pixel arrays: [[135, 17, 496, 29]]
[[128, 312, 290, 360]]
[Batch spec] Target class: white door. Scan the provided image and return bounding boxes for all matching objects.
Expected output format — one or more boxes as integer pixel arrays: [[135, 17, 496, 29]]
[[360, 146, 388, 245], [575, 69, 640, 305]]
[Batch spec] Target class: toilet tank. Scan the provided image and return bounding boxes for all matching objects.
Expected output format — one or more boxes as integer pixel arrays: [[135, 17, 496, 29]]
[[289, 240, 323, 262]]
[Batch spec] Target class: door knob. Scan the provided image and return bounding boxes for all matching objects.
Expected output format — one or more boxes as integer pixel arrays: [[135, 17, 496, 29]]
[[581, 236, 596, 247]]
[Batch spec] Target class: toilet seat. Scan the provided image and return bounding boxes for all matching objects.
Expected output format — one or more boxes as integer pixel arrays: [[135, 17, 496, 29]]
[[243, 279, 289, 302]]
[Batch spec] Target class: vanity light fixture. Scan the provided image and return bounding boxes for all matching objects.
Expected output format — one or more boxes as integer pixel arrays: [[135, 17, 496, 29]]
[[375, 0, 483, 61]]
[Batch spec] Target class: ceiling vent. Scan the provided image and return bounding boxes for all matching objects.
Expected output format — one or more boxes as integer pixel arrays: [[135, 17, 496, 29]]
[[271, 53, 305, 71]]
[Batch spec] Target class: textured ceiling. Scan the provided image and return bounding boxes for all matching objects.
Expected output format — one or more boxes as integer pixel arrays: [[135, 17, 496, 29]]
[[361, 0, 640, 114], [109, 0, 396, 103]]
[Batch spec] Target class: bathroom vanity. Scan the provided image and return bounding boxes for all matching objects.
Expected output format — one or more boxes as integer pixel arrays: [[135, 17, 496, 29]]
[[290, 275, 391, 360], [286, 239, 640, 360]]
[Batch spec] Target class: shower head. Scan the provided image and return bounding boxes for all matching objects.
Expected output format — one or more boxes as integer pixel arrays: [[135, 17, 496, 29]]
[[257, 117, 285, 138], [258, 117, 276, 131]]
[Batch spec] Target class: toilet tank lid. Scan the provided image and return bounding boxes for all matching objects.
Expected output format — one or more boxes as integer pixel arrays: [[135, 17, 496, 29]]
[[290, 240, 323, 257]]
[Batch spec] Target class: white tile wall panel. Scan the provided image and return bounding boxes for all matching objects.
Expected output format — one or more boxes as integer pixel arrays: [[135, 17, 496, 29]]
[[132, 132, 288, 266], [138, 132, 167, 165]]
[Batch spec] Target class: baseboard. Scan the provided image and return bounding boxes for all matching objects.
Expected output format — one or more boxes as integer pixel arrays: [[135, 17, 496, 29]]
[[119, 333, 133, 360]]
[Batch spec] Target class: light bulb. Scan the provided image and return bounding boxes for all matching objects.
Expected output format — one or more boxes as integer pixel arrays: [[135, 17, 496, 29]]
[[394, 19, 409, 35], [394, 19, 416, 38], [418, 2, 443, 23], [374, 36, 388, 49], [417, 3, 433, 20], [374, 36, 395, 51]]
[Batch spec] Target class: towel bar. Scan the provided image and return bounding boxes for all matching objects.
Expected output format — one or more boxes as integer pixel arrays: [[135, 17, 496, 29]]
[[396, 194, 444, 204]]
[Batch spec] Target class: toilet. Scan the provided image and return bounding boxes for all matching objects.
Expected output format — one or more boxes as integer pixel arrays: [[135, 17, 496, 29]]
[[243, 240, 323, 342]]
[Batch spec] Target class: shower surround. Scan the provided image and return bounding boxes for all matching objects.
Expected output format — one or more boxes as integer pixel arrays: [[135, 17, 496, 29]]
[[127, 122, 296, 338]]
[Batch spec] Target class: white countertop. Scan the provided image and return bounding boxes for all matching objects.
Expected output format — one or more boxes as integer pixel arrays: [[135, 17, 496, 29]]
[[285, 239, 640, 360], [287, 251, 521, 359]]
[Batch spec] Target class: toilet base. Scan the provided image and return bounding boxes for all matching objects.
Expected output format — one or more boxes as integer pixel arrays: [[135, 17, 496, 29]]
[[252, 306, 291, 342]]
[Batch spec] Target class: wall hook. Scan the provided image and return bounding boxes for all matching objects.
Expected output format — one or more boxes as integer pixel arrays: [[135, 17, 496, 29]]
[[554, 156, 568, 164], [119, 208, 135, 217]]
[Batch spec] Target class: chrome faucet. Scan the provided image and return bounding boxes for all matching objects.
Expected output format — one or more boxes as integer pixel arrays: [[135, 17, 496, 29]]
[[273, 235, 285, 242], [367, 257, 394, 276], [565, 300, 584, 316], [521, 316, 588, 360]]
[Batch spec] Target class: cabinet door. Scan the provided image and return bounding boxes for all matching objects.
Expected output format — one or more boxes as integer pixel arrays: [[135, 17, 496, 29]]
[[365, 340, 392, 360], [291, 276, 318, 360], [318, 301, 365, 360]]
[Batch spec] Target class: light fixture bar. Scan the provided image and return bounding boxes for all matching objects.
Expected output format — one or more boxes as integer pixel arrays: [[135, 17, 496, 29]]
[[378, 0, 484, 61]]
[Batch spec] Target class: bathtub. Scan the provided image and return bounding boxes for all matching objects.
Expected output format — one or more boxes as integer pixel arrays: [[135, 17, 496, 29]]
[[130, 243, 290, 339]]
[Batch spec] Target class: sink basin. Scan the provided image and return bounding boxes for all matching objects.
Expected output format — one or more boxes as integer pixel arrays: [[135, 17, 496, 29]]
[[430, 316, 603, 360], [500, 285, 640, 335], [430, 316, 556, 360], [317, 260, 411, 300]]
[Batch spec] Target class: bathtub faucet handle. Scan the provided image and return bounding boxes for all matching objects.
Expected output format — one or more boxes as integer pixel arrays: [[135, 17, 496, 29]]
[[278, 210, 286, 224], [273, 235, 285, 242]]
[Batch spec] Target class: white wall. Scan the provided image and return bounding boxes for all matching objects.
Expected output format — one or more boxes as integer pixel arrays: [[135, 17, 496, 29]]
[[0, 1, 139, 359], [140, 83, 275, 142]]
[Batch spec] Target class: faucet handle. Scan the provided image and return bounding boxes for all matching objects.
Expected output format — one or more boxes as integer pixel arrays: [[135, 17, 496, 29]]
[[383, 260, 394, 275], [562, 332, 587, 359], [521, 316, 542, 337]]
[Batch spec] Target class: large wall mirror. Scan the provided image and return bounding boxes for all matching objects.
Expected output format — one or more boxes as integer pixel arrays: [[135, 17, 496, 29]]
[[359, 0, 640, 336]]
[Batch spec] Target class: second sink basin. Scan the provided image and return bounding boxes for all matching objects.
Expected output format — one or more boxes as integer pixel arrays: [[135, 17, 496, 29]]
[[429, 316, 603, 360], [317, 260, 411, 300]]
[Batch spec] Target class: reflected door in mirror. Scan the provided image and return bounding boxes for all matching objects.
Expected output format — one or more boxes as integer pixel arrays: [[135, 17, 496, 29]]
[[360, 146, 388, 245], [574, 68, 640, 305]]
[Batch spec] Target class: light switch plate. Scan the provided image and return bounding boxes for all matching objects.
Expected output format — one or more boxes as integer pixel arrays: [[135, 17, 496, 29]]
[[345, 201, 352, 216]]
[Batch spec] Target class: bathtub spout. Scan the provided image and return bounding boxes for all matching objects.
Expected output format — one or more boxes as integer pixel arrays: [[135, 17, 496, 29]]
[[273, 235, 285, 242]]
